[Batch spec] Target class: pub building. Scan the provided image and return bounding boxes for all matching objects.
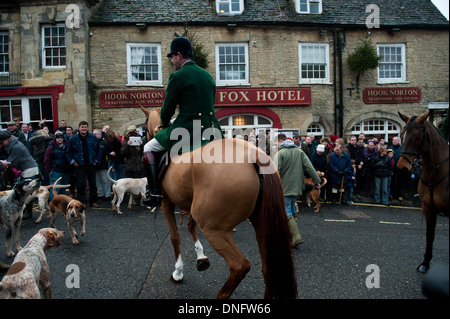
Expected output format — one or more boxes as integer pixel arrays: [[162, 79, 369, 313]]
[[1, 0, 448, 144]]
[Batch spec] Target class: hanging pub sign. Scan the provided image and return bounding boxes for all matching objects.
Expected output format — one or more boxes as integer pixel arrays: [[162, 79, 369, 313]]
[[100, 87, 312, 108], [363, 87, 421, 104]]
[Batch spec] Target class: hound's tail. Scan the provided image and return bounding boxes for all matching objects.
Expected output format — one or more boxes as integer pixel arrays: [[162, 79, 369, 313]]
[[51, 177, 62, 197], [107, 166, 117, 184]]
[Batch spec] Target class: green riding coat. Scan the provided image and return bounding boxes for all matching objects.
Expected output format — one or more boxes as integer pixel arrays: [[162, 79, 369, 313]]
[[155, 60, 223, 153]]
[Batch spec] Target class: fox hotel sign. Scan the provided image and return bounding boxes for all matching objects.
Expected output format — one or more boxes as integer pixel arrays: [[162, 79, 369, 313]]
[[100, 87, 311, 108]]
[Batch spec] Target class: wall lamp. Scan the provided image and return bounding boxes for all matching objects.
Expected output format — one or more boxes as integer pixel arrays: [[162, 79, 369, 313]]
[[136, 23, 148, 30]]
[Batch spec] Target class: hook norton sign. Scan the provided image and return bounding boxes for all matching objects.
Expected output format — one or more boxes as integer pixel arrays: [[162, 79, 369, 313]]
[[99, 87, 311, 108], [363, 87, 421, 104]]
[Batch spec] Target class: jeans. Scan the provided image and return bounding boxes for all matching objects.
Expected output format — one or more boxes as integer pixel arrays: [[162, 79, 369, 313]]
[[374, 176, 389, 204], [284, 196, 297, 217]]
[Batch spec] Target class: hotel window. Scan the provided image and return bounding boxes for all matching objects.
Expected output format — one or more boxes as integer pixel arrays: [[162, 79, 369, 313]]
[[127, 43, 162, 86], [295, 0, 322, 14], [0, 96, 53, 130], [218, 114, 273, 139], [0, 32, 9, 74], [377, 44, 407, 83], [299, 43, 330, 84], [42, 24, 66, 68], [216, 0, 244, 15], [351, 119, 400, 142], [215, 43, 249, 86]]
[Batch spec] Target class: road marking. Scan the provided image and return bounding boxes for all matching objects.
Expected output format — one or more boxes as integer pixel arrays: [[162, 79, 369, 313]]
[[379, 221, 411, 226], [324, 219, 355, 223]]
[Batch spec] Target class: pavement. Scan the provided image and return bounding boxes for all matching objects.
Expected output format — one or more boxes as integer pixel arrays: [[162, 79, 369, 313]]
[[0, 196, 448, 303]]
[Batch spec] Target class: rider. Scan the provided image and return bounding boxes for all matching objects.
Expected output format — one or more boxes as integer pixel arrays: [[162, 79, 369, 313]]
[[143, 37, 222, 207]]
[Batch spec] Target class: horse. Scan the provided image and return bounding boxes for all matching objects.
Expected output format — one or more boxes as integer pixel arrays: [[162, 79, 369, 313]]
[[397, 111, 449, 273], [140, 105, 297, 298]]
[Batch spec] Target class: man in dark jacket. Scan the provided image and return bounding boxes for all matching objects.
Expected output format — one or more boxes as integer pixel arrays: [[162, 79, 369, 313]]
[[142, 37, 222, 207], [66, 121, 101, 207]]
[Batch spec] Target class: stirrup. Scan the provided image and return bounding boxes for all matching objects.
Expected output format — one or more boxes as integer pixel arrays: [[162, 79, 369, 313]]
[[143, 192, 162, 207]]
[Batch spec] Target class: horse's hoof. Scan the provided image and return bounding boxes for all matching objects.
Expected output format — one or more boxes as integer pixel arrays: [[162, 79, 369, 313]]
[[417, 264, 428, 273], [170, 274, 183, 283], [197, 258, 210, 272]]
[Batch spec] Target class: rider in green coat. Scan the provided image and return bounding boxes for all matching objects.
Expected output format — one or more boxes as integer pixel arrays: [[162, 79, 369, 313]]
[[155, 59, 222, 153], [143, 37, 222, 207]]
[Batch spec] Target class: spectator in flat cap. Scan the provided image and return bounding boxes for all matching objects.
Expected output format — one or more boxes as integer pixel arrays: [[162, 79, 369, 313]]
[[6, 120, 26, 146]]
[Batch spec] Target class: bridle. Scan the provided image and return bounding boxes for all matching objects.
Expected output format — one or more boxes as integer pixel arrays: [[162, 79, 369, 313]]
[[399, 122, 429, 168]]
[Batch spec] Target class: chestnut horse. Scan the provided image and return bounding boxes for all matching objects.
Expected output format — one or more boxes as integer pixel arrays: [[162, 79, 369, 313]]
[[140, 105, 297, 298], [397, 111, 449, 273]]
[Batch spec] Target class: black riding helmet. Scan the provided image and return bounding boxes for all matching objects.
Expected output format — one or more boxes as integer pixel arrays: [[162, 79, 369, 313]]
[[167, 37, 194, 59]]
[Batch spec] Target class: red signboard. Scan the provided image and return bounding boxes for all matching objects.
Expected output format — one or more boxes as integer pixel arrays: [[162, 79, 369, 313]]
[[363, 87, 421, 104], [99, 90, 165, 108], [214, 87, 311, 106], [99, 87, 312, 108]]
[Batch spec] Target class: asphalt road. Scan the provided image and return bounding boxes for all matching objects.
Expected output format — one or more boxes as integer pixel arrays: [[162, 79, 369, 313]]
[[1, 198, 448, 301]]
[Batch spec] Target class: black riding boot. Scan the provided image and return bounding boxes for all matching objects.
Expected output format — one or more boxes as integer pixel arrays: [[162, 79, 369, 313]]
[[143, 151, 162, 207]]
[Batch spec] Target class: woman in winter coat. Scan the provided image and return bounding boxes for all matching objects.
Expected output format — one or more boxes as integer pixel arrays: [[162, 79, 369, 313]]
[[329, 144, 352, 204], [372, 145, 392, 205], [44, 132, 71, 200], [105, 130, 124, 180]]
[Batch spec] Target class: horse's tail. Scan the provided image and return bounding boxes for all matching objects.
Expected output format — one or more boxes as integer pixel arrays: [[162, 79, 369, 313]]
[[249, 168, 297, 299]]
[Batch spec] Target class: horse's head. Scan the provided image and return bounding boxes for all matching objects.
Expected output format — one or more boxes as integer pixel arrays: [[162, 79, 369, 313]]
[[139, 104, 161, 141], [397, 111, 430, 170]]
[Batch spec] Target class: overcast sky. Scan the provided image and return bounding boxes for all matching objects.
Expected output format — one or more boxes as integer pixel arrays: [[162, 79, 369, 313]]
[[432, 0, 449, 20]]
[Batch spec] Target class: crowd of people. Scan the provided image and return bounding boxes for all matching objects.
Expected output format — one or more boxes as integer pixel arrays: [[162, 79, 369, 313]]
[[242, 130, 418, 207], [0, 117, 423, 218], [284, 133, 415, 206], [0, 119, 146, 220]]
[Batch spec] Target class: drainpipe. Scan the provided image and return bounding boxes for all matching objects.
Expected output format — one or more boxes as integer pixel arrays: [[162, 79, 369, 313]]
[[330, 29, 338, 135], [337, 31, 345, 137]]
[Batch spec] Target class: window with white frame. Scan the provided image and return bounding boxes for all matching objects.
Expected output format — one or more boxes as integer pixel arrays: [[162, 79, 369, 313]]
[[299, 43, 330, 84], [127, 43, 162, 86], [0, 32, 9, 74], [218, 113, 272, 139], [42, 24, 66, 68], [216, 0, 244, 15], [295, 0, 322, 14], [0, 96, 53, 130], [215, 43, 249, 86], [307, 123, 324, 138], [351, 119, 400, 141], [377, 44, 406, 83]]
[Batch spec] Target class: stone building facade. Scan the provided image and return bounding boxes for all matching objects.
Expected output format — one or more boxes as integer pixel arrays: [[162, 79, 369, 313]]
[[88, 0, 449, 141], [1, 0, 448, 142], [0, 0, 98, 130]]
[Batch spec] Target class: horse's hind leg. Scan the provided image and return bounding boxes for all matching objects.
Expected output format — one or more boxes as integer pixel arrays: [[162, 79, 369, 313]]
[[161, 199, 184, 281], [187, 215, 210, 271], [203, 229, 251, 299]]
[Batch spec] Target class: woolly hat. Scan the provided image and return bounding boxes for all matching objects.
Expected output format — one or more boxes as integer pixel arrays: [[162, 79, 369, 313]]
[[316, 144, 325, 153], [0, 130, 12, 142]]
